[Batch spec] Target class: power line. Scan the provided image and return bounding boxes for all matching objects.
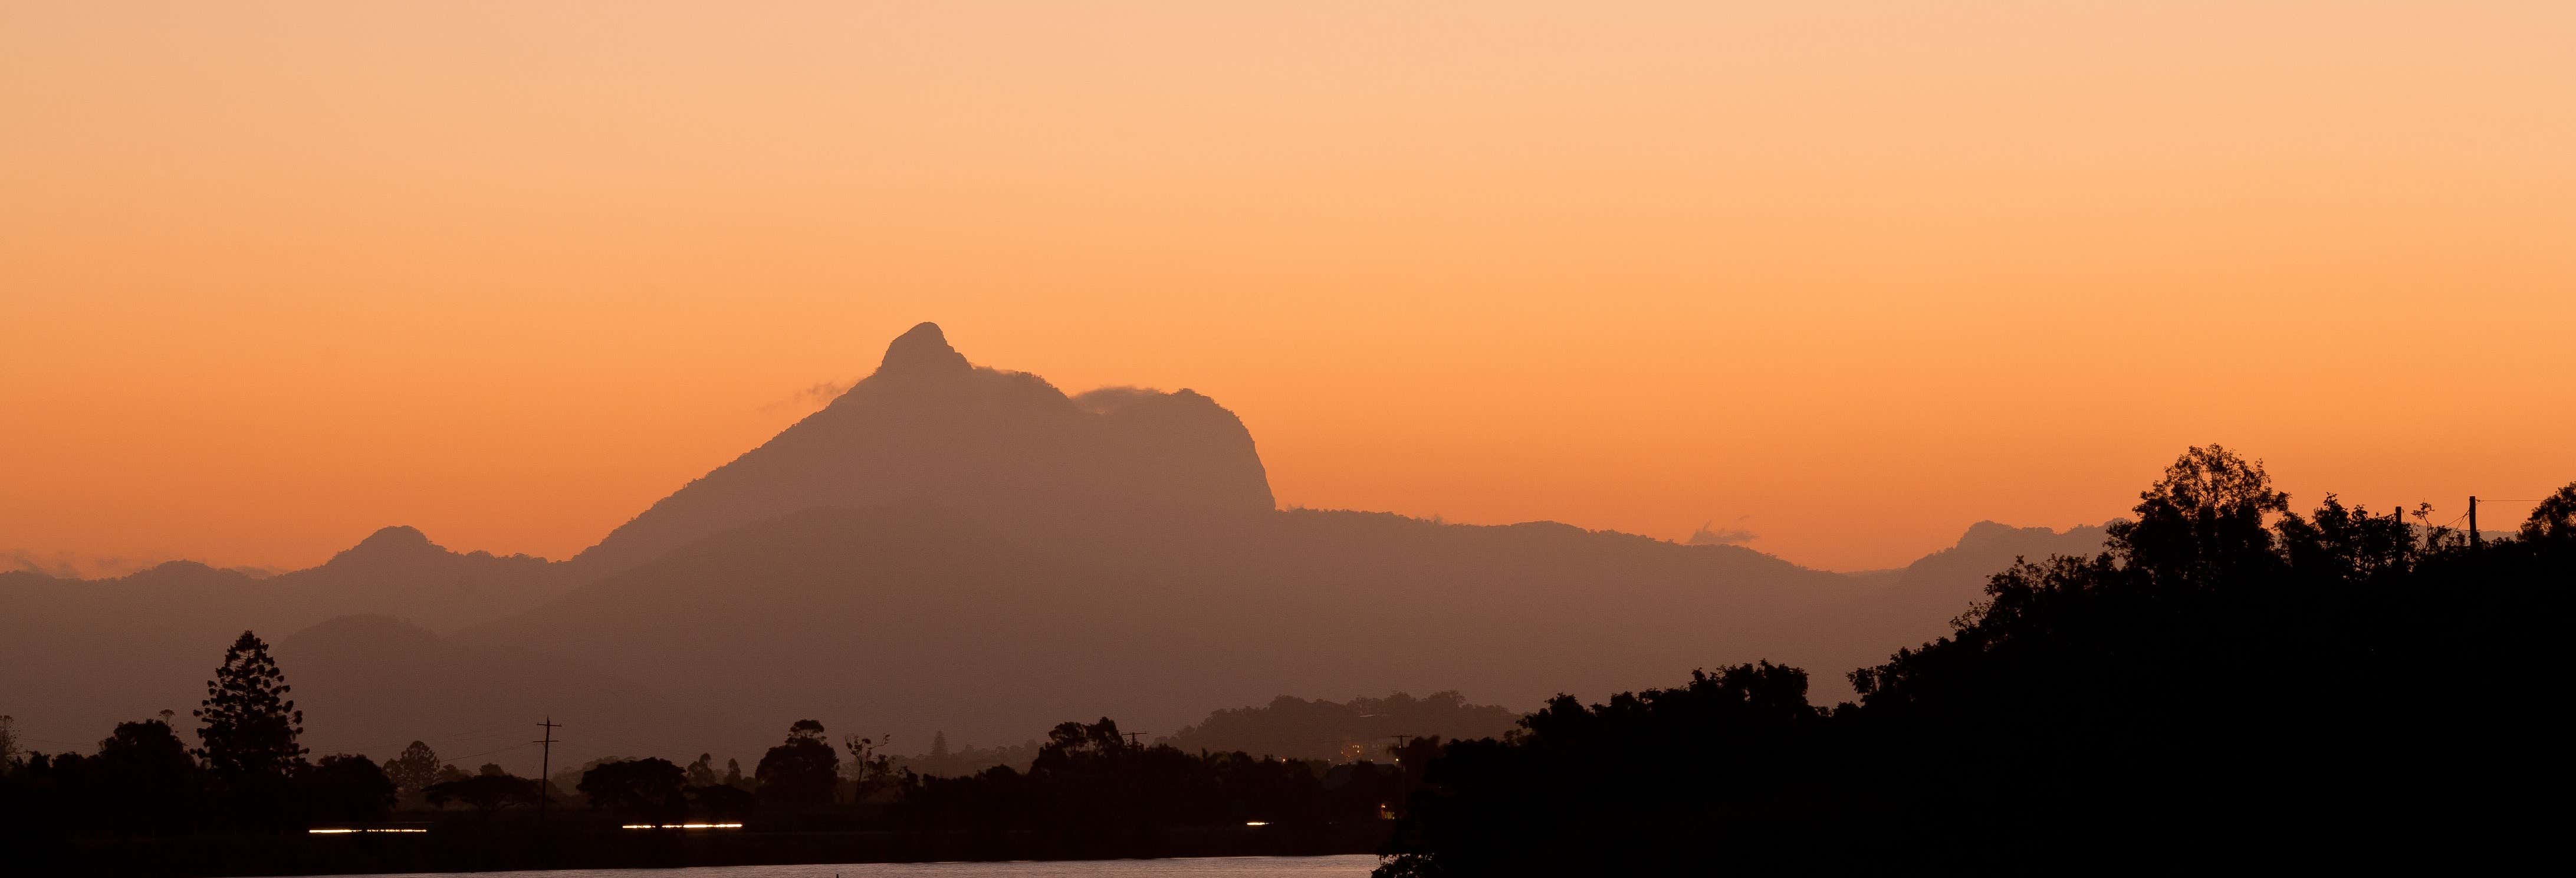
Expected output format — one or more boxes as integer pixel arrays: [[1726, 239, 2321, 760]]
[[443, 741, 537, 764]]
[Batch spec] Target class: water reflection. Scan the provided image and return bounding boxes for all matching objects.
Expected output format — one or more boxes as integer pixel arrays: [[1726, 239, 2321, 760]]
[[298, 853, 1379, 878]]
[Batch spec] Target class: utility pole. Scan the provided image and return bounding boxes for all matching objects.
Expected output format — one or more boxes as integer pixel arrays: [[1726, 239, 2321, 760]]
[[534, 717, 561, 820], [2469, 496, 2481, 548], [1120, 731, 1149, 748]]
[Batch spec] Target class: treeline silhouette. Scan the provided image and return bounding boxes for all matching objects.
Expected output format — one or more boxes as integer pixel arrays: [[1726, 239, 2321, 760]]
[[901, 718, 1421, 837], [0, 633, 1422, 873], [0, 632, 409, 838], [1377, 446, 2572, 875]]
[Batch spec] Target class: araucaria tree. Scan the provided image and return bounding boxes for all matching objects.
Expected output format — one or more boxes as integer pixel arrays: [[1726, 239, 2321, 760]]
[[194, 631, 307, 781]]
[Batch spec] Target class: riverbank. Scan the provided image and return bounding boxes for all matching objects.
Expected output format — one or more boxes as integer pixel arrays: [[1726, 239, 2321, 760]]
[[25, 822, 1392, 877]]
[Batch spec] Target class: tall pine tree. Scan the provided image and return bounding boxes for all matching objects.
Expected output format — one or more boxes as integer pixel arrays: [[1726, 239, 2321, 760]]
[[194, 630, 307, 780]]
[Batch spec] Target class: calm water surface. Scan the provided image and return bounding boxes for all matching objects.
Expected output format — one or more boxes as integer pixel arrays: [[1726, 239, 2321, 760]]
[[311, 856, 1380, 878]]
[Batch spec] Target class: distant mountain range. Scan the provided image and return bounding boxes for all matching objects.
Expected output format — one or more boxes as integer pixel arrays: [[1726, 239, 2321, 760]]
[[1, 323, 2105, 769]]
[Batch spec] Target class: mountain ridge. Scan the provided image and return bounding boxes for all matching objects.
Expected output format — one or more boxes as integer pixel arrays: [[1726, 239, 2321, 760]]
[[3, 323, 2112, 768]]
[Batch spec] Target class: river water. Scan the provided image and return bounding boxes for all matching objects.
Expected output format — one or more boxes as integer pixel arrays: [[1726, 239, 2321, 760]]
[[307, 855, 1382, 878]]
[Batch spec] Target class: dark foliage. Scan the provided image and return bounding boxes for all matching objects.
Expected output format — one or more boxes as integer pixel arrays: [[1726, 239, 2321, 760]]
[[897, 718, 1400, 839], [424, 772, 536, 820], [1381, 446, 2567, 874], [193, 631, 305, 779], [300, 754, 395, 824], [192, 630, 307, 829], [688, 782, 756, 820], [577, 757, 688, 819], [382, 740, 439, 805], [94, 719, 205, 835], [754, 719, 840, 808]]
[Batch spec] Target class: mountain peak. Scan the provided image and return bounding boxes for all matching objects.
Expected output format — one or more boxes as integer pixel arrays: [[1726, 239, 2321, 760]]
[[354, 525, 434, 553], [879, 321, 971, 376]]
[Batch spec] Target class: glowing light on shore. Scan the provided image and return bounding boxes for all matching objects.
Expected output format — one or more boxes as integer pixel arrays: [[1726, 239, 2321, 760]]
[[620, 823, 745, 830], [1245, 821, 1269, 827], [307, 828, 428, 834]]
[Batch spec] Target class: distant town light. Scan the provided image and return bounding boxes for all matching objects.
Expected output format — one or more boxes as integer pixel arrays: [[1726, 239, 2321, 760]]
[[1246, 821, 1269, 827], [619, 823, 745, 830]]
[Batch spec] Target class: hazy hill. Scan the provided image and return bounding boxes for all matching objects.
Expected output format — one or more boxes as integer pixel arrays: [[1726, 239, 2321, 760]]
[[275, 615, 737, 767], [1788, 521, 2110, 685], [0, 530, 565, 755], [1861, 519, 2108, 627], [464, 500, 1868, 761], [1159, 692, 1521, 762], [265, 527, 561, 630]]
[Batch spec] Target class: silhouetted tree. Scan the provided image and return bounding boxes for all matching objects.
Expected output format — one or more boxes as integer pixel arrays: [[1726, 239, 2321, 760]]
[[688, 782, 755, 820], [843, 732, 896, 802], [2102, 443, 2288, 591], [578, 758, 688, 820], [755, 720, 839, 807], [300, 754, 395, 824], [2524, 482, 2576, 543], [383, 741, 439, 806], [91, 719, 203, 835], [684, 752, 718, 788], [425, 772, 534, 820], [193, 631, 306, 828]]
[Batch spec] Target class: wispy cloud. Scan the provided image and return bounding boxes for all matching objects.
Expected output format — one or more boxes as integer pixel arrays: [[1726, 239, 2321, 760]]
[[1070, 386, 1169, 414], [1685, 519, 1757, 546], [760, 379, 855, 413], [4, 550, 164, 580]]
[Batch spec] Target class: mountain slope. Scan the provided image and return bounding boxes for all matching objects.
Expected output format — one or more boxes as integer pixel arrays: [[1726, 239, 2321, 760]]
[[472, 501, 1874, 761], [278, 614, 725, 770]]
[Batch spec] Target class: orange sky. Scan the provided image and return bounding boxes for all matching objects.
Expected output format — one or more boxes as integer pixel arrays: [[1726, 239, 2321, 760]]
[[5, 2, 2571, 574]]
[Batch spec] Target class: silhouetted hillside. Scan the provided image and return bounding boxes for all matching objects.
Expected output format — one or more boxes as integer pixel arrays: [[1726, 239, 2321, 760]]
[[1159, 692, 1519, 762]]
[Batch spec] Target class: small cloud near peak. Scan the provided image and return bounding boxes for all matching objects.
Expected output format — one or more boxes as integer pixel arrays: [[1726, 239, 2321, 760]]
[[1686, 519, 1757, 546], [1072, 386, 1171, 414], [762, 379, 855, 413]]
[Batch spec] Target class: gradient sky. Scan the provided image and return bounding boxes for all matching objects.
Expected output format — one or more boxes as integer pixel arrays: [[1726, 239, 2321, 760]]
[[5, 2, 2571, 574]]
